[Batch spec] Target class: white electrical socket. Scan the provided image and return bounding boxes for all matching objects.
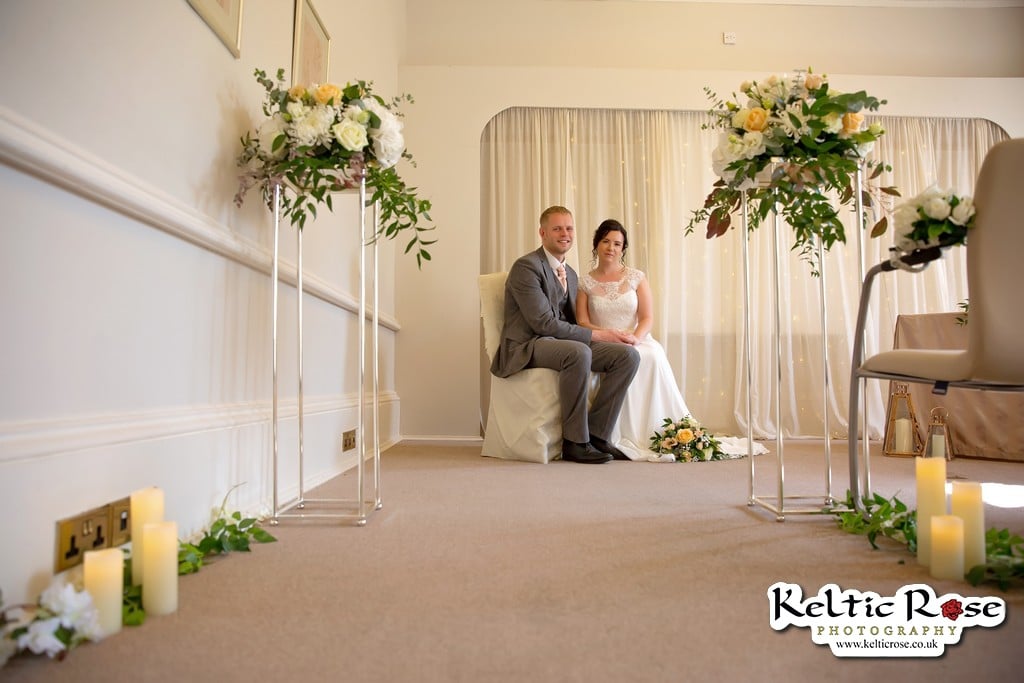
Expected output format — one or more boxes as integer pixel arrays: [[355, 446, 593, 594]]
[[723, 32, 737, 45]]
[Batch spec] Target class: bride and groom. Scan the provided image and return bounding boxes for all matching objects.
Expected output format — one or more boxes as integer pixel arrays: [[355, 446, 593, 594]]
[[490, 205, 751, 463]]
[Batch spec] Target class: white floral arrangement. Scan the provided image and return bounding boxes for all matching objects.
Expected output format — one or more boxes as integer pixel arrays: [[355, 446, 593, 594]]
[[686, 70, 896, 266], [235, 68, 435, 266], [1, 582, 102, 665], [649, 416, 727, 462], [892, 186, 975, 254]]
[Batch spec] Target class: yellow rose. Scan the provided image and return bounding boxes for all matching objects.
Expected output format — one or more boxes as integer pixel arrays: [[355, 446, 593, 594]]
[[842, 112, 865, 135], [314, 83, 342, 105], [676, 428, 695, 444], [743, 107, 769, 132], [288, 85, 307, 100]]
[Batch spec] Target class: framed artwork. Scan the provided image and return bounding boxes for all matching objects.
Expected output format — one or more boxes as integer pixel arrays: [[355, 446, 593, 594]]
[[186, 0, 243, 58], [292, 0, 330, 86]]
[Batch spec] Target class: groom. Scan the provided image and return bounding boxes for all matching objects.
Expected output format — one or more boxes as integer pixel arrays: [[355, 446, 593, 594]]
[[490, 205, 640, 463]]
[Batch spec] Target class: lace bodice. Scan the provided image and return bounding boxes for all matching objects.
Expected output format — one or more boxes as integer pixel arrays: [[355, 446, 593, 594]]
[[579, 266, 645, 333]]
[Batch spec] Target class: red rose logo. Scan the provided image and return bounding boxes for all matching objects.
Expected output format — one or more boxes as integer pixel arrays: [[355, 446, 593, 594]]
[[941, 598, 964, 621]]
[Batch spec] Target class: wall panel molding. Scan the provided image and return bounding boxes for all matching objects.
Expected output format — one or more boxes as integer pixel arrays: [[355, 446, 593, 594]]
[[0, 392, 400, 465], [0, 106, 399, 332]]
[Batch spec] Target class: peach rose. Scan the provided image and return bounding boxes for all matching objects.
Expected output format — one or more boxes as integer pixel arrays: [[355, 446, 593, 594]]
[[804, 73, 824, 91], [314, 83, 342, 105], [841, 112, 865, 135], [743, 107, 769, 132], [288, 85, 307, 100]]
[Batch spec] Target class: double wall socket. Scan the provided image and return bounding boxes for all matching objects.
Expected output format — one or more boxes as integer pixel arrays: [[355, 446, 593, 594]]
[[54, 497, 132, 572], [342, 429, 357, 451]]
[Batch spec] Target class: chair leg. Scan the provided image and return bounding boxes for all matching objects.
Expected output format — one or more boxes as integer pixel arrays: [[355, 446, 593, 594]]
[[848, 372, 866, 513]]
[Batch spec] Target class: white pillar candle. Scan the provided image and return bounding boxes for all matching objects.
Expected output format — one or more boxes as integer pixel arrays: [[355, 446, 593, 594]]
[[930, 515, 965, 581], [930, 434, 946, 459], [83, 547, 124, 637], [916, 457, 947, 567], [130, 487, 164, 586], [951, 481, 986, 571], [894, 418, 912, 452], [141, 521, 178, 616]]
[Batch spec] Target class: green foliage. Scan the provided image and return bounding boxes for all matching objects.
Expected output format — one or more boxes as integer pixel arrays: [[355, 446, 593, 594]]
[[835, 491, 917, 552], [177, 487, 277, 576], [966, 528, 1024, 591]]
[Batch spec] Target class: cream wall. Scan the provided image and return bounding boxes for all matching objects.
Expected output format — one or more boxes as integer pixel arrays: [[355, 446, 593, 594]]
[[393, 0, 1024, 440], [0, 0, 406, 604]]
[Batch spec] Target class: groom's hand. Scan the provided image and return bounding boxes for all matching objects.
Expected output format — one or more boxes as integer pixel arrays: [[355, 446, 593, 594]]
[[592, 329, 637, 345]]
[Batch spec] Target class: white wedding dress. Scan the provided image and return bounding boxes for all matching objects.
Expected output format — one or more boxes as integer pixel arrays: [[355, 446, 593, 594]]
[[580, 267, 764, 461]]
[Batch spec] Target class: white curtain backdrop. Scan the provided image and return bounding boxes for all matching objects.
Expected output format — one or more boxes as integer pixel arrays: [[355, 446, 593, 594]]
[[480, 108, 1007, 440]]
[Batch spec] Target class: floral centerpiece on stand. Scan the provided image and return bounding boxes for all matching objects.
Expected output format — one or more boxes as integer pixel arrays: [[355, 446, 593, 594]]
[[685, 70, 898, 268], [234, 68, 435, 267], [649, 416, 728, 462]]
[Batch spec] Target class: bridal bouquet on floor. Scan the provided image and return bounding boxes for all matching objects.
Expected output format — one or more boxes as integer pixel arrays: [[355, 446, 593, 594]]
[[649, 416, 727, 462], [234, 68, 435, 266], [685, 69, 898, 268]]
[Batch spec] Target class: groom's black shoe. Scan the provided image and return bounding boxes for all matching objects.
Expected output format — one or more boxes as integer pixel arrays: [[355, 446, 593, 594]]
[[591, 436, 630, 461], [562, 439, 612, 464]]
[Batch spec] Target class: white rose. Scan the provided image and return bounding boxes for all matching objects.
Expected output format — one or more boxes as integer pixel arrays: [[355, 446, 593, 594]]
[[731, 108, 750, 130], [950, 197, 975, 226], [332, 118, 369, 152], [923, 196, 952, 221], [740, 130, 766, 159], [363, 99, 405, 168], [822, 112, 843, 135]]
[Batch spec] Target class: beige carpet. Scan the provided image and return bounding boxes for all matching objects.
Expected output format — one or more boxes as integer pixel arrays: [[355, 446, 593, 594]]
[[4, 440, 1023, 682]]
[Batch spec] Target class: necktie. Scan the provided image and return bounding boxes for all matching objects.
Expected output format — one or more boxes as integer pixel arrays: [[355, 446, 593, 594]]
[[556, 264, 567, 292]]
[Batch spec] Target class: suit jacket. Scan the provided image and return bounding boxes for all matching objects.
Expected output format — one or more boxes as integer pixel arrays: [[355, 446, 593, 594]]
[[490, 247, 592, 378]]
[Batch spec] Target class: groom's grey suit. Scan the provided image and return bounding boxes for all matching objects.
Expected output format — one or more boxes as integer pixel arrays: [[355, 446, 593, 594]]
[[490, 247, 640, 445]]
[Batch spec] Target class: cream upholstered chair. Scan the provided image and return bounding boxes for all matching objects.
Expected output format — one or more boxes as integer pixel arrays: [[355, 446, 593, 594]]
[[847, 137, 1024, 506], [479, 272, 598, 463]]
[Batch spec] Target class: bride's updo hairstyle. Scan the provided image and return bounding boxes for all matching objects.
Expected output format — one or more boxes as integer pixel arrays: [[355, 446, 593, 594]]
[[592, 218, 629, 264]]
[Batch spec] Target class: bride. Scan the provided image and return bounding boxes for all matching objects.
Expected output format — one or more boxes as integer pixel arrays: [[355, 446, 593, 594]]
[[576, 219, 762, 461]]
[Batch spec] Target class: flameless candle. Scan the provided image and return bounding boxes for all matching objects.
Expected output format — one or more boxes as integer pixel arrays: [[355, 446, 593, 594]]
[[894, 418, 913, 452], [951, 481, 986, 571], [930, 434, 946, 460], [83, 547, 124, 637], [141, 521, 178, 616], [930, 515, 965, 581], [130, 487, 164, 586], [916, 456, 947, 567]]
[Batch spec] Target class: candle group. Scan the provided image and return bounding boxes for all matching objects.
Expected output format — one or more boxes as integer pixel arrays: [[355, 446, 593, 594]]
[[129, 486, 178, 616], [914, 462, 987, 581], [83, 547, 124, 637], [130, 487, 165, 587]]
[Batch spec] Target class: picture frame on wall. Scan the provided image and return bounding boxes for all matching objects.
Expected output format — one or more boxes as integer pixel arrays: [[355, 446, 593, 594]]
[[292, 0, 330, 86], [186, 0, 243, 58]]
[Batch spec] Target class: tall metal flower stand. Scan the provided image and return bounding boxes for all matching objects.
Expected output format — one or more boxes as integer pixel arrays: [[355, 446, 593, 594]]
[[269, 178, 383, 526], [744, 169, 865, 520]]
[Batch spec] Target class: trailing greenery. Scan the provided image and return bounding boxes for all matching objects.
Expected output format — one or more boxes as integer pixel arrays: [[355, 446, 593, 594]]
[[834, 491, 1024, 591], [966, 528, 1024, 591], [834, 491, 917, 552], [178, 487, 277, 575]]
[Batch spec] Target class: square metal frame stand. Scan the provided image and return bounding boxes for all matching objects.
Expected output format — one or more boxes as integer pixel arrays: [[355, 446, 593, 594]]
[[743, 167, 865, 520], [268, 179, 383, 526]]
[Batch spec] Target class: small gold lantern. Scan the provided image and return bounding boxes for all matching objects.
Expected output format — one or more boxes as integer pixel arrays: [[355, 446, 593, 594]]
[[883, 382, 922, 457], [925, 406, 954, 461]]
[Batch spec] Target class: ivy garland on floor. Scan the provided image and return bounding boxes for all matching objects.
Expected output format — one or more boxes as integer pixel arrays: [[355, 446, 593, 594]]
[[834, 491, 1024, 590]]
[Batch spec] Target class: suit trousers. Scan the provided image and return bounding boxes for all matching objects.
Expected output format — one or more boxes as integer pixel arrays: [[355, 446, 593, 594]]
[[528, 337, 640, 444]]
